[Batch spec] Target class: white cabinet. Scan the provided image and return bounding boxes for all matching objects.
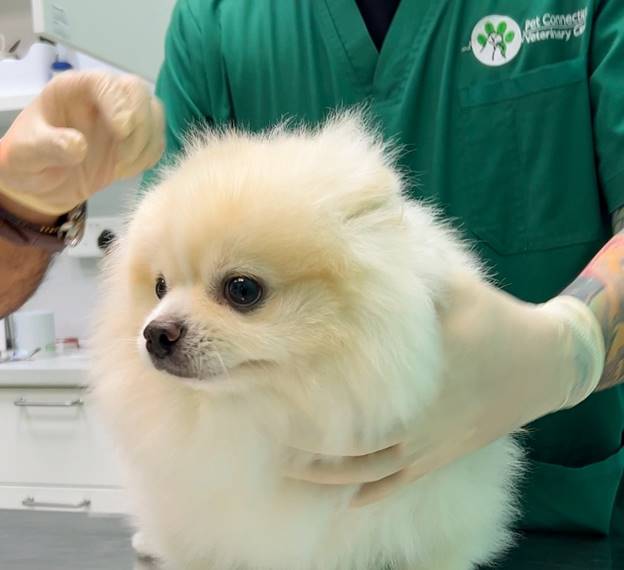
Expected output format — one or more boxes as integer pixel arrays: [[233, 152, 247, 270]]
[[0, 41, 57, 127], [31, 0, 177, 81], [0, 355, 127, 514], [0, 388, 121, 487], [0, 485, 124, 514]]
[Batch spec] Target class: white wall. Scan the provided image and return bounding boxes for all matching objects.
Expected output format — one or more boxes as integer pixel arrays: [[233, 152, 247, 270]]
[[19, 250, 101, 340], [33, 0, 176, 81], [0, 0, 38, 57], [18, 177, 138, 340]]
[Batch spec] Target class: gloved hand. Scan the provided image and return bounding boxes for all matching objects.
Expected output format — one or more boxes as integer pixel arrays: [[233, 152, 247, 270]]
[[285, 272, 605, 507], [0, 71, 164, 221]]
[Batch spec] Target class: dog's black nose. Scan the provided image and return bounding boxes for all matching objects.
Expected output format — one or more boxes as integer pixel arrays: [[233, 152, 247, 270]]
[[143, 320, 186, 358]]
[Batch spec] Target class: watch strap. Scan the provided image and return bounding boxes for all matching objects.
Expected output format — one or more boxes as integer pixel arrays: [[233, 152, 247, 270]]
[[0, 203, 86, 253]]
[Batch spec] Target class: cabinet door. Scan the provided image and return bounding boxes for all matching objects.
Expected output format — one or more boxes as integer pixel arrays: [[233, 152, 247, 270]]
[[0, 388, 123, 487], [31, 0, 177, 81], [0, 485, 127, 514]]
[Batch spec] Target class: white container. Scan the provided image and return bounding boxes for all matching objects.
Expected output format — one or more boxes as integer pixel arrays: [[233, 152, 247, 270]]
[[0, 42, 56, 98], [11, 311, 56, 354], [0, 34, 15, 61], [0, 319, 6, 352]]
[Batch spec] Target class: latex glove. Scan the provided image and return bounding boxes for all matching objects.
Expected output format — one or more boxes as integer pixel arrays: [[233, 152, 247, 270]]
[[285, 273, 605, 507], [0, 71, 164, 220]]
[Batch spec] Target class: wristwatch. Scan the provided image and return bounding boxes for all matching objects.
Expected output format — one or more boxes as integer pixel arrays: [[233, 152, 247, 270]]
[[0, 203, 87, 253]]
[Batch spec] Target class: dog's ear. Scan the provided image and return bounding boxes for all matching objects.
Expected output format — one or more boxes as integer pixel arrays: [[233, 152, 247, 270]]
[[315, 112, 404, 222], [340, 167, 402, 222]]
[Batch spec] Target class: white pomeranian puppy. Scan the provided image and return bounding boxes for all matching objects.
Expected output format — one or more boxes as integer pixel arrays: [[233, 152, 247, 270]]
[[92, 114, 522, 570]]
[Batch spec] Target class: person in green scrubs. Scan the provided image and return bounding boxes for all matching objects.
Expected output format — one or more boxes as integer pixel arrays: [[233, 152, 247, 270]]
[[147, 0, 624, 537]]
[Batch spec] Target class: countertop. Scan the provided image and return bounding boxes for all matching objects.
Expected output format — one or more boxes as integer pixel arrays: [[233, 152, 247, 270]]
[[0, 510, 622, 570], [0, 351, 89, 387]]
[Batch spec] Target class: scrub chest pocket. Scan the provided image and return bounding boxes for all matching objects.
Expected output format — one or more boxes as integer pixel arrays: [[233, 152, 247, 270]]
[[455, 58, 605, 255]]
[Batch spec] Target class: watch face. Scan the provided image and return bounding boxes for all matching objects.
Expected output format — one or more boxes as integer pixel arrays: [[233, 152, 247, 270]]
[[60, 204, 87, 248], [64, 223, 85, 247]]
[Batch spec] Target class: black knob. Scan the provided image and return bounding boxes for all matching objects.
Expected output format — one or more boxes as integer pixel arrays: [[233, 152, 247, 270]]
[[97, 229, 117, 252]]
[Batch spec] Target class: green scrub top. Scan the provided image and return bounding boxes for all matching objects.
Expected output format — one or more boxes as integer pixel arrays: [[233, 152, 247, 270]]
[[149, 0, 624, 536]]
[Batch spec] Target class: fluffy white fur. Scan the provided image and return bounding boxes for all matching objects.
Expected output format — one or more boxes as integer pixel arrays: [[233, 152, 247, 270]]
[[92, 115, 521, 570]]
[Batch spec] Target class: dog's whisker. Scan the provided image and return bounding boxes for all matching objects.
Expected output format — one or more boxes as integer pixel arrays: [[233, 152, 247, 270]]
[[213, 349, 230, 380]]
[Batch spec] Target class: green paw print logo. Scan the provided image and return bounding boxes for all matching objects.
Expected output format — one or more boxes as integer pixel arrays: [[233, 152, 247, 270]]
[[471, 15, 522, 67]]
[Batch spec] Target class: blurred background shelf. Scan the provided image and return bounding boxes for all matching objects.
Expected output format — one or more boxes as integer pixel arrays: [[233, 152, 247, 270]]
[[0, 38, 54, 125], [0, 91, 39, 126], [0, 92, 38, 112], [0, 350, 89, 387]]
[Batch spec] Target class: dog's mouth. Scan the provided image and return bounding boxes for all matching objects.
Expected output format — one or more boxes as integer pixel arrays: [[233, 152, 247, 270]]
[[149, 354, 199, 379], [149, 353, 272, 382]]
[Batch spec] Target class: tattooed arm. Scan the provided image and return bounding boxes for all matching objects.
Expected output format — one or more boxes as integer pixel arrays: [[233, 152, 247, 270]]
[[561, 207, 624, 390], [0, 193, 55, 318], [0, 239, 50, 318]]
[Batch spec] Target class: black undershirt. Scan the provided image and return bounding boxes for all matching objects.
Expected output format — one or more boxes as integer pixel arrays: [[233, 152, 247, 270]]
[[355, 0, 401, 51]]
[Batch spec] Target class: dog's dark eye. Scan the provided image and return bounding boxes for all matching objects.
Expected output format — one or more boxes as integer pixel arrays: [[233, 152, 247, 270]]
[[224, 276, 263, 311], [155, 276, 168, 299]]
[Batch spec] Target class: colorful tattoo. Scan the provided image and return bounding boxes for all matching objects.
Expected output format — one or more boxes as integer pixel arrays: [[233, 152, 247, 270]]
[[612, 208, 624, 233], [563, 231, 624, 390]]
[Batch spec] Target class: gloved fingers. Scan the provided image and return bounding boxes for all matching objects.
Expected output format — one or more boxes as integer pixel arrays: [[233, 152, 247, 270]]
[[0, 168, 74, 215], [31, 127, 87, 171], [121, 117, 165, 178], [348, 445, 462, 509], [350, 426, 503, 508], [1, 124, 86, 173], [114, 98, 165, 179], [283, 444, 407, 485], [54, 71, 153, 140], [349, 468, 408, 508], [142, 98, 166, 169], [92, 73, 154, 140], [286, 424, 406, 457]]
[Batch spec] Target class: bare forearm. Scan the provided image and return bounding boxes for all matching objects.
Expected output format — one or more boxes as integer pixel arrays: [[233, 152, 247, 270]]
[[0, 238, 51, 318], [562, 214, 624, 391]]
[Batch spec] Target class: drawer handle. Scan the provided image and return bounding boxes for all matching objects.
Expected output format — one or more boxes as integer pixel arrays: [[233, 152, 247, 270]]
[[22, 496, 91, 510], [14, 397, 84, 408]]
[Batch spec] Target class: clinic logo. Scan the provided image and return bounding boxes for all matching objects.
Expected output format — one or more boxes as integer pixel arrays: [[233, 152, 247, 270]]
[[471, 15, 522, 66]]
